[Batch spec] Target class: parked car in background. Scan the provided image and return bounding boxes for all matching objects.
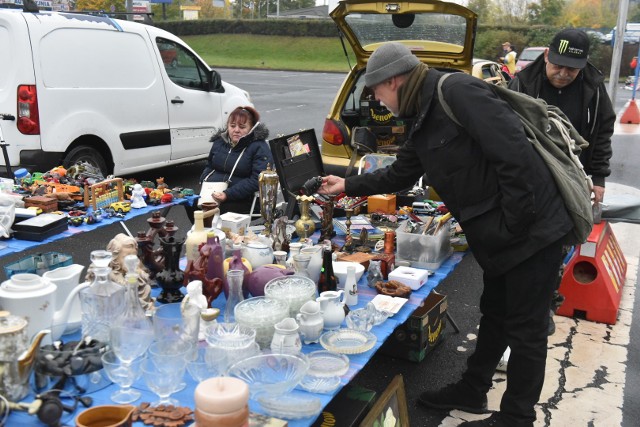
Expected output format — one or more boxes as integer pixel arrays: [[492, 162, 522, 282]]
[[472, 59, 511, 86], [515, 47, 546, 74], [321, 0, 478, 177], [605, 23, 640, 44]]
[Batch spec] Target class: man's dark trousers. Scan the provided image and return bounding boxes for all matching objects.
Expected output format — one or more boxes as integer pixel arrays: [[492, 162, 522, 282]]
[[462, 239, 565, 425]]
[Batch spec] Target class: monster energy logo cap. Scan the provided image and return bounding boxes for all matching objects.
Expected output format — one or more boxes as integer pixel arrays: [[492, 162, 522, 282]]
[[548, 29, 590, 69]]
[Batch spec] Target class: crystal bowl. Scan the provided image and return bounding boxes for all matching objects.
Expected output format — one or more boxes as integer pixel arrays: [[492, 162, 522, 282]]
[[226, 352, 309, 399], [204, 322, 256, 349], [264, 275, 317, 317], [234, 297, 290, 348]]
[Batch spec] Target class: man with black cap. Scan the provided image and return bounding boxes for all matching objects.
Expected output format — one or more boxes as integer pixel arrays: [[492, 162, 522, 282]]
[[509, 29, 616, 334], [318, 42, 573, 427]]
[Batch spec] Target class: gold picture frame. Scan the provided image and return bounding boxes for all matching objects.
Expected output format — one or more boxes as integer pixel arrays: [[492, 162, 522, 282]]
[[359, 374, 410, 427]]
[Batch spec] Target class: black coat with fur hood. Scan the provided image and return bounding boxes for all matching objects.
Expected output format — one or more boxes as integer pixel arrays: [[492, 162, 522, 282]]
[[200, 122, 272, 202]]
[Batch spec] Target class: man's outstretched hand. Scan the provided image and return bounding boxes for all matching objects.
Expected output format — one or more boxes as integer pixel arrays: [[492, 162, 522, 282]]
[[318, 175, 346, 195]]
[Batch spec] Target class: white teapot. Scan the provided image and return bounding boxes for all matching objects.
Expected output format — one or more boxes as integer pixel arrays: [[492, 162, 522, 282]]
[[0, 273, 89, 341]]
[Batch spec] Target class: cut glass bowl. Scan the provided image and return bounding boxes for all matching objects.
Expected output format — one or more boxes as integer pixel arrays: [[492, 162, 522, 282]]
[[204, 322, 256, 349], [264, 275, 317, 317], [225, 352, 309, 399], [234, 297, 290, 348]]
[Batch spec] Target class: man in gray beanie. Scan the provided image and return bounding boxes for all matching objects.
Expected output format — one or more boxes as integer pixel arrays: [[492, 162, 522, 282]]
[[318, 42, 573, 427]]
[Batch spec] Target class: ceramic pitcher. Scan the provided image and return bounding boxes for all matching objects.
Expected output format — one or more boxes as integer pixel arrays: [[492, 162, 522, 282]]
[[270, 317, 302, 354], [296, 300, 324, 344], [42, 263, 85, 335], [316, 290, 346, 330]]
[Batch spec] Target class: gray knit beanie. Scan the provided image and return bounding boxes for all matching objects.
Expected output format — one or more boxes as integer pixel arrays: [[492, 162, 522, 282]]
[[365, 43, 420, 87]]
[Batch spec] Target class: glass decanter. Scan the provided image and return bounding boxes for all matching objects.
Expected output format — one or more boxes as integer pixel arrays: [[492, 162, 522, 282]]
[[110, 255, 154, 365], [224, 269, 245, 323], [79, 250, 126, 343]]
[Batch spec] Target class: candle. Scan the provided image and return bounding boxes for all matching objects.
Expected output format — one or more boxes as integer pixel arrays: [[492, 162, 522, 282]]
[[194, 377, 250, 427]]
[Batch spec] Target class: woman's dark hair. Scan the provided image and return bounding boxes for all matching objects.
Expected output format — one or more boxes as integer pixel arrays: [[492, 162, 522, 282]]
[[228, 106, 260, 127]]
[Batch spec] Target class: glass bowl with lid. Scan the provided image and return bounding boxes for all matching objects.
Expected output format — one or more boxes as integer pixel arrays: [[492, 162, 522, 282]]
[[264, 275, 317, 317], [234, 297, 289, 348]]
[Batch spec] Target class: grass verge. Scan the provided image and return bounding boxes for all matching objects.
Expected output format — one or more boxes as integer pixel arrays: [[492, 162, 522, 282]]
[[182, 34, 356, 72]]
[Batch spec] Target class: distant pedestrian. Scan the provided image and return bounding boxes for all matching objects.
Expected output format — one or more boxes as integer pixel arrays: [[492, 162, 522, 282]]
[[500, 42, 517, 76]]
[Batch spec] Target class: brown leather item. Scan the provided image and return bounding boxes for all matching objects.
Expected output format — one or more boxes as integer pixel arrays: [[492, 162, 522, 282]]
[[375, 280, 412, 298]]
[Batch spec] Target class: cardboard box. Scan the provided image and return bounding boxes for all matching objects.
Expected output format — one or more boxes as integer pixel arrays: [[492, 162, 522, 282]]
[[310, 384, 376, 427], [381, 291, 447, 362], [219, 212, 251, 235], [367, 194, 396, 214]]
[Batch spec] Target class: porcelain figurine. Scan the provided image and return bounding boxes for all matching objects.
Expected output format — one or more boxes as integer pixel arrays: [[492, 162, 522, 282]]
[[130, 183, 147, 208]]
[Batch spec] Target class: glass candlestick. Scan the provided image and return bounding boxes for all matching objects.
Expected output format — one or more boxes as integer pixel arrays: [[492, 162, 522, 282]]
[[258, 164, 280, 237]]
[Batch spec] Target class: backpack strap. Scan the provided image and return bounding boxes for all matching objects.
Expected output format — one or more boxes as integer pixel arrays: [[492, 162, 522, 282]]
[[436, 73, 462, 127]]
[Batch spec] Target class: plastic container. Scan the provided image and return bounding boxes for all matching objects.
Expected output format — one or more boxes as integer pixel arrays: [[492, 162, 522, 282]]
[[4, 252, 73, 277], [395, 220, 451, 270]]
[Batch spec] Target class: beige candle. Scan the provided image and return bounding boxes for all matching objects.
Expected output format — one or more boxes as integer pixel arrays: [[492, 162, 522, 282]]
[[194, 377, 250, 427]]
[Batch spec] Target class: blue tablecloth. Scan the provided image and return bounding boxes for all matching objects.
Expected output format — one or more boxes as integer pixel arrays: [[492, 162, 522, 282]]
[[0, 197, 196, 260], [8, 249, 466, 426]]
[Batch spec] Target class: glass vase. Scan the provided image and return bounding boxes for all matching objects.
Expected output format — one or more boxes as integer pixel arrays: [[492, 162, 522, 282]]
[[292, 254, 312, 279], [110, 254, 154, 366], [224, 270, 245, 323]]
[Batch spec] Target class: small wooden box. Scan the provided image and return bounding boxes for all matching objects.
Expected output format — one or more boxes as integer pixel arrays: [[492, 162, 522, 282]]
[[367, 194, 396, 214], [24, 196, 58, 212]]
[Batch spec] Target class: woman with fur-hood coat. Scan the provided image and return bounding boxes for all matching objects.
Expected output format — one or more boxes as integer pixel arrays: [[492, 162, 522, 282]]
[[199, 106, 273, 214]]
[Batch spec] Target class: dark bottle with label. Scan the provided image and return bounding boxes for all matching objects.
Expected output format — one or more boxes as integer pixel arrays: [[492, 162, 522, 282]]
[[318, 248, 337, 294]]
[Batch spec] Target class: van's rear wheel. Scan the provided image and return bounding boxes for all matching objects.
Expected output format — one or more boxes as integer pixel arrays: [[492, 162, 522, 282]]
[[63, 146, 109, 177]]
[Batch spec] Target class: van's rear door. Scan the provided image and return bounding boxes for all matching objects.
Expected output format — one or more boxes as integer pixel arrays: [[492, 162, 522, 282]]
[[149, 33, 224, 161], [0, 10, 40, 168]]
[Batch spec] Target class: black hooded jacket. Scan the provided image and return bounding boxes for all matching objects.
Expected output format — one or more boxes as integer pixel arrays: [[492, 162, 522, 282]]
[[508, 55, 615, 187], [199, 122, 272, 202], [346, 70, 572, 276]]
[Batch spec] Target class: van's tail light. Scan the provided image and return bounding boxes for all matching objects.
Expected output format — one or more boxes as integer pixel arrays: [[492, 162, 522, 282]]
[[17, 85, 40, 135], [322, 119, 348, 146]]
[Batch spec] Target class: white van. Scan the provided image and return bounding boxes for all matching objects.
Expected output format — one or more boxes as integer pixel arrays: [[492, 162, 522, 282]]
[[0, 8, 252, 176]]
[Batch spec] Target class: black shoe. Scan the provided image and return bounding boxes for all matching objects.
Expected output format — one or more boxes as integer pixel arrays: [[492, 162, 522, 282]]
[[459, 412, 533, 427], [417, 382, 489, 414]]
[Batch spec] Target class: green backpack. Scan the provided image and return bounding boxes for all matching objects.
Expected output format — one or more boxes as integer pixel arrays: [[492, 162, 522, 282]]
[[437, 73, 594, 245]]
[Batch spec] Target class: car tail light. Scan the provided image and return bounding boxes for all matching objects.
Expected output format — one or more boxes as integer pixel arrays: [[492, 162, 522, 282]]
[[17, 85, 40, 135], [322, 119, 347, 146]]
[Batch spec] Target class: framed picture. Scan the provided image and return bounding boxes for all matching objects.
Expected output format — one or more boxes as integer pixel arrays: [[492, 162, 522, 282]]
[[359, 374, 410, 427]]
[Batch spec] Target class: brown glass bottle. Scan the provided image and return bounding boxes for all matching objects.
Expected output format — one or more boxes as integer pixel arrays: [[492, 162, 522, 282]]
[[318, 248, 337, 294]]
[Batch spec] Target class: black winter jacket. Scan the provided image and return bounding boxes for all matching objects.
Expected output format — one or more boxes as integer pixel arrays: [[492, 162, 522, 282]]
[[508, 56, 615, 187], [200, 122, 273, 202], [346, 70, 573, 276]]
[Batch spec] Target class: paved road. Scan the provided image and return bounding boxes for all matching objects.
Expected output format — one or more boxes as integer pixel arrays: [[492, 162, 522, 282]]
[[3, 70, 638, 427]]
